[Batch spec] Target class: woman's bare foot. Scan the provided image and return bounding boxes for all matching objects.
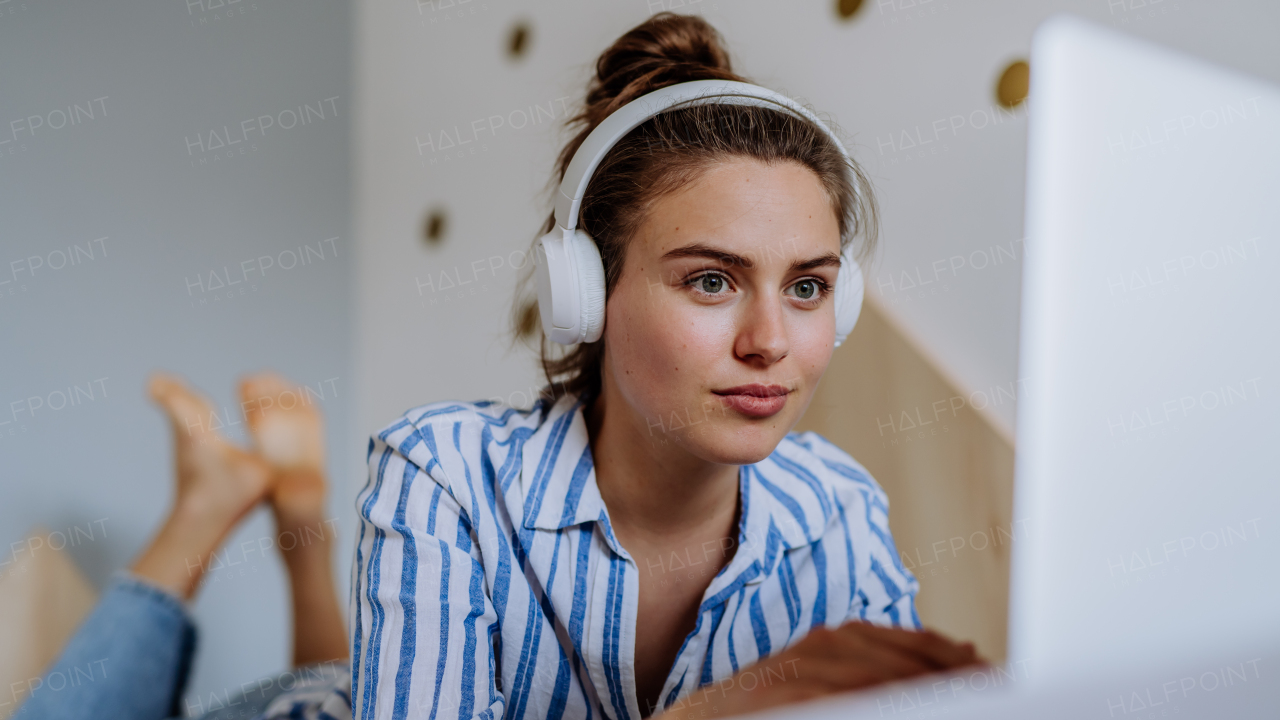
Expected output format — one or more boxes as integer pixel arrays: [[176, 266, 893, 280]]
[[239, 372, 328, 525], [151, 373, 274, 522], [240, 371, 349, 664], [131, 373, 274, 599]]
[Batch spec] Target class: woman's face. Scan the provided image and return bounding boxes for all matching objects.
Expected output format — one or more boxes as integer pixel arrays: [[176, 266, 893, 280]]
[[601, 157, 843, 465]]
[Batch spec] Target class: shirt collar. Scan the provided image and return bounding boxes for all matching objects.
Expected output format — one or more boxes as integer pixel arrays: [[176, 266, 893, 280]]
[[520, 392, 609, 533], [519, 393, 834, 576], [727, 452, 832, 584]]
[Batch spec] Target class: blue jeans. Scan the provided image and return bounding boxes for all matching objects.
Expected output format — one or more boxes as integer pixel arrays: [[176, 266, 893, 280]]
[[14, 574, 308, 720]]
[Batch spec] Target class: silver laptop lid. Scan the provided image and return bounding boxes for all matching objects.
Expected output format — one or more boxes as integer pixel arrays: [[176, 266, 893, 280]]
[[1011, 15, 1280, 684]]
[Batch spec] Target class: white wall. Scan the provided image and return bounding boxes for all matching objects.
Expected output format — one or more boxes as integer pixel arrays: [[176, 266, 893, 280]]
[[354, 0, 1280, 443], [0, 0, 352, 710]]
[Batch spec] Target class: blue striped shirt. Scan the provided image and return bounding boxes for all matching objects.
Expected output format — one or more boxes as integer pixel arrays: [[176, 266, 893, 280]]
[[264, 391, 919, 720]]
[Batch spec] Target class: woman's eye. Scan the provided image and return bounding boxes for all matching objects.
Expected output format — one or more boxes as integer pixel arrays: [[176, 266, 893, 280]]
[[789, 279, 828, 301], [696, 274, 726, 294]]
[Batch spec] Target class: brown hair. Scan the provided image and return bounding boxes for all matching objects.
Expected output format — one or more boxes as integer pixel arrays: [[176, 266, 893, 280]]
[[511, 12, 878, 403]]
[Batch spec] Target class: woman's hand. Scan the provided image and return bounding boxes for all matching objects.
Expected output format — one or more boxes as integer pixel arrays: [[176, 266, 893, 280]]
[[653, 622, 982, 720]]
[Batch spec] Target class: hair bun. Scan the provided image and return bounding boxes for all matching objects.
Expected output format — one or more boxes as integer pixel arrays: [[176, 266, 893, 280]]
[[586, 12, 743, 115]]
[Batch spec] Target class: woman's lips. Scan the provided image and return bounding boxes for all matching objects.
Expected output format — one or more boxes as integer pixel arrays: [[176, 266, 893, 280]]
[[712, 384, 791, 419]]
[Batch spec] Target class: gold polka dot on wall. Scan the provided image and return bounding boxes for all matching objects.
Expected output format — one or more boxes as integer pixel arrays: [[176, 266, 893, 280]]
[[507, 21, 531, 61], [997, 60, 1030, 109], [423, 208, 447, 246], [836, 0, 864, 20]]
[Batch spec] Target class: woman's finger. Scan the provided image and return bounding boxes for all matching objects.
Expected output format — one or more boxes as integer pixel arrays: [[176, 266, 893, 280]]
[[836, 622, 980, 669], [785, 654, 898, 690], [783, 628, 935, 687]]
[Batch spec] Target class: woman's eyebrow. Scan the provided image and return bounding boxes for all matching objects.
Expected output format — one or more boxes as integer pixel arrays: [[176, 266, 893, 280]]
[[791, 253, 842, 272], [660, 243, 842, 273], [660, 243, 754, 268]]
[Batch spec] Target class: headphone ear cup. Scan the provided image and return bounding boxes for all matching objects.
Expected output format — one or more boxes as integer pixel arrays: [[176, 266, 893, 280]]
[[534, 230, 570, 345], [832, 246, 864, 348], [569, 230, 606, 343]]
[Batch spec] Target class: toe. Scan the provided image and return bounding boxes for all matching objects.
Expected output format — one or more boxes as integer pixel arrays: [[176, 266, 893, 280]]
[[148, 372, 181, 403], [240, 372, 293, 412], [150, 374, 215, 434]]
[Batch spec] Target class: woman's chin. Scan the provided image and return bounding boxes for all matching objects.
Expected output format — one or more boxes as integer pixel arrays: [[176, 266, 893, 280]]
[[679, 423, 789, 467]]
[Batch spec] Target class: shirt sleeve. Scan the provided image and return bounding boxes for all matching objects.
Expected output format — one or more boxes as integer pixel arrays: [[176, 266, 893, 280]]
[[850, 484, 922, 630], [350, 428, 504, 720], [789, 431, 922, 630]]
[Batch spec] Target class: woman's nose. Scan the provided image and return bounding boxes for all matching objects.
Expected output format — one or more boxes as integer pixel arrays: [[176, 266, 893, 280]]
[[733, 293, 788, 366]]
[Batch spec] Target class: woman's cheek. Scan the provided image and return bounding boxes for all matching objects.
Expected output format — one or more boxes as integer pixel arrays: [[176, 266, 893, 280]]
[[670, 307, 734, 372], [608, 289, 677, 392], [795, 309, 837, 363]]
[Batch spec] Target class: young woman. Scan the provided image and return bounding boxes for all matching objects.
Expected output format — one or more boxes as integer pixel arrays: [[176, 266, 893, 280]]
[[21, 14, 978, 720], [347, 11, 978, 720]]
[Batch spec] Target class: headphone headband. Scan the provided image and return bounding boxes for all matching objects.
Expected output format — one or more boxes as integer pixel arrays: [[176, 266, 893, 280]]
[[554, 80, 854, 235]]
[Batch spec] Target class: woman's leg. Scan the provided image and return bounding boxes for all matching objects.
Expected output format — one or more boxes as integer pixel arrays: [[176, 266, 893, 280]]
[[16, 375, 274, 720], [131, 374, 274, 599], [135, 370, 348, 667], [274, 513, 348, 667], [188, 375, 353, 720], [240, 374, 348, 666], [13, 574, 196, 720]]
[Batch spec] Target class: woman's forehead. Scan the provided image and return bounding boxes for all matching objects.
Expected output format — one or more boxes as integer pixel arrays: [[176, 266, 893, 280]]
[[635, 158, 841, 262]]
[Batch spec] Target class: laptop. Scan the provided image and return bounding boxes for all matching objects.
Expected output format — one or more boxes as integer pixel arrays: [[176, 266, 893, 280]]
[[766, 14, 1280, 719], [1008, 13, 1280, 686]]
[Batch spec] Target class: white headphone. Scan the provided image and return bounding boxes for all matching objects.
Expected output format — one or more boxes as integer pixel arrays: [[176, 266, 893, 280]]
[[534, 79, 865, 347]]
